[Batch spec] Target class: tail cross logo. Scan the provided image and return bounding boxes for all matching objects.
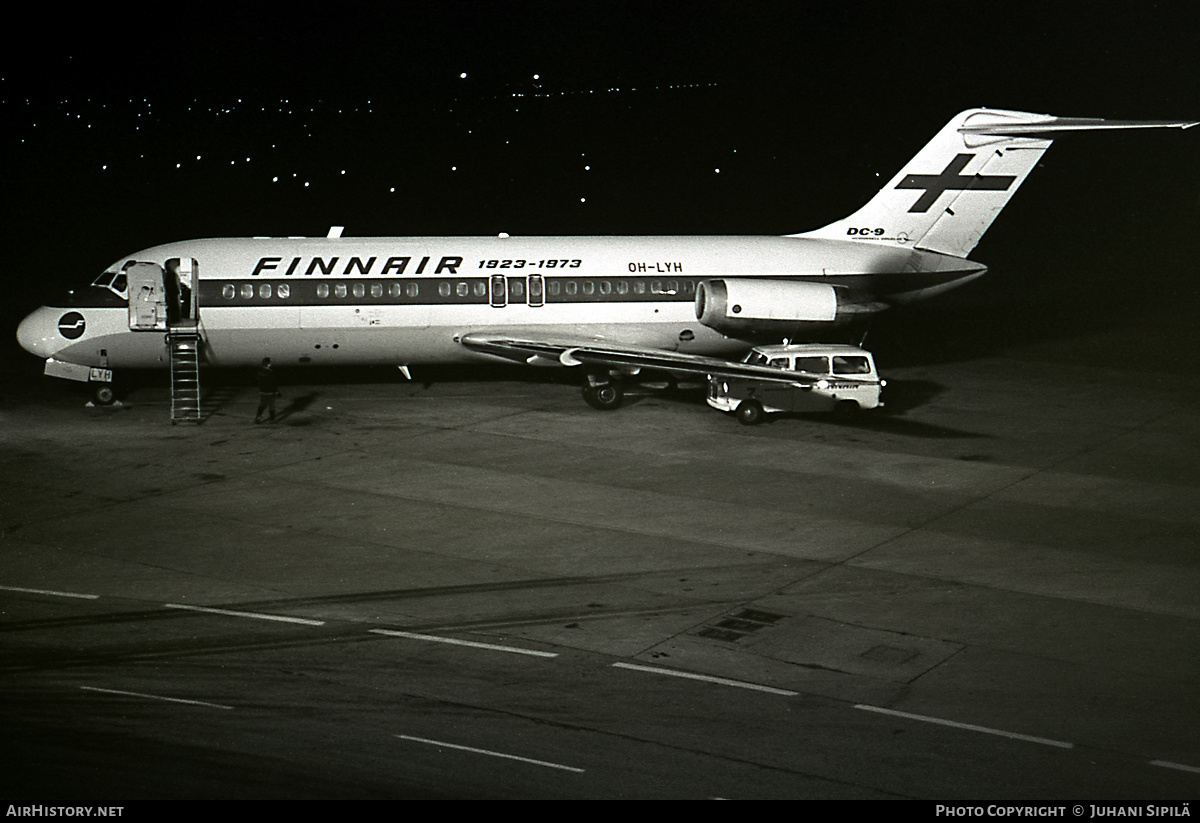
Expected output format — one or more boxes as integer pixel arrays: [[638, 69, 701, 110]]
[[896, 153, 1016, 213]]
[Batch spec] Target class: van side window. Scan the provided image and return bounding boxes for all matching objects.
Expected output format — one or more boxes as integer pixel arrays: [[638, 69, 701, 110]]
[[792, 356, 829, 374], [767, 358, 789, 369], [833, 356, 871, 375]]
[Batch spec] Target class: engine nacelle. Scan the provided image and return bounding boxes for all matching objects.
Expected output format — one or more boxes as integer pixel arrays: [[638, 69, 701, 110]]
[[695, 278, 843, 339]]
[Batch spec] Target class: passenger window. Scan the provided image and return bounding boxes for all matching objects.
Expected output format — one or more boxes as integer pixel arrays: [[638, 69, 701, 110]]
[[370, 283, 382, 298], [277, 284, 290, 299], [833, 356, 870, 375], [767, 358, 788, 369], [259, 284, 272, 299], [317, 284, 330, 298], [222, 284, 236, 300]]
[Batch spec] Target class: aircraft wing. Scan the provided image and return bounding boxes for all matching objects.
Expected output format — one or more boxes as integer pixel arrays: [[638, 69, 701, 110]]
[[458, 332, 876, 386]]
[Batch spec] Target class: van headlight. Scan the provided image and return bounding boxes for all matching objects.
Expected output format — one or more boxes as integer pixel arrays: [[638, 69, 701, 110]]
[[816, 379, 830, 390]]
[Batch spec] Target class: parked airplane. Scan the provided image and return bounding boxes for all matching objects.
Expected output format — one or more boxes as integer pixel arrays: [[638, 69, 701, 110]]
[[16, 108, 1196, 409]]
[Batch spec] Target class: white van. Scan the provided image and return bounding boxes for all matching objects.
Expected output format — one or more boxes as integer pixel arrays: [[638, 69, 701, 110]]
[[707, 343, 885, 424]]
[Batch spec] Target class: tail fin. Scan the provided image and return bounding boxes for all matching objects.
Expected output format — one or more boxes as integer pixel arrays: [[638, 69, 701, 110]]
[[797, 108, 1196, 258]]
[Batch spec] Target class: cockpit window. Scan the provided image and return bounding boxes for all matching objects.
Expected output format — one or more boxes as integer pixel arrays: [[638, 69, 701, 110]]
[[91, 270, 128, 299], [743, 351, 769, 366]]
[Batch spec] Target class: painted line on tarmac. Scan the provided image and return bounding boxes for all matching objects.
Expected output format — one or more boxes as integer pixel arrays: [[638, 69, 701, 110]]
[[612, 662, 800, 696], [396, 734, 584, 773], [164, 603, 326, 626], [0, 585, 100, 600], [81, 685, 233, 710], [1150, 759, 1200, 775], [370, 629, 558, 658], [854, 704, 1074, 748]]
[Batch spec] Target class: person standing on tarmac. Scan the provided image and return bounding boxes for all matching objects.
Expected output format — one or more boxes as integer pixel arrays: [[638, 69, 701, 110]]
[[254, 357, 279, 423]]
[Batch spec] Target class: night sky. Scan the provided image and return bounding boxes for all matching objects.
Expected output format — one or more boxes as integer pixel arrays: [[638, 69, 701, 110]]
[[2, 1, 1197, 372]]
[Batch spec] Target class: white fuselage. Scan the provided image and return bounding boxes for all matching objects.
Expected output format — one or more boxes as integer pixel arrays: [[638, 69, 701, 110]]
[[17, 234, 984, 375]]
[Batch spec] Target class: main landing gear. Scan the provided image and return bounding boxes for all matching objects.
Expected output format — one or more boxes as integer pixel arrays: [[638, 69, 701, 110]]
[[582, 373, 624, 410]]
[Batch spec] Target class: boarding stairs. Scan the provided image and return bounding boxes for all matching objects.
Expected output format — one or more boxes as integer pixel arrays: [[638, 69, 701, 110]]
[[167, 322, 202, 423]]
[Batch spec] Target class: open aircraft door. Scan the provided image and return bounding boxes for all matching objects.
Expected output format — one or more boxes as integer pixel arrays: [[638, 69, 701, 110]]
[[164, 257, 199, 323], [126, 262, 168, 331]]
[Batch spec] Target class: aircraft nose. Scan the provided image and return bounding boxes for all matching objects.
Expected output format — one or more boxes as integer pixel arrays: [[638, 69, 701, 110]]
[[16, 306, 67, 359]]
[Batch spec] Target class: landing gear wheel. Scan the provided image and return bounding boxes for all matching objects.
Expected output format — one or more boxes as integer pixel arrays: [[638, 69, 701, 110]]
[[92, 384, 116, 405], [582, 382, 624, 410], [735, 399, 764, 426]]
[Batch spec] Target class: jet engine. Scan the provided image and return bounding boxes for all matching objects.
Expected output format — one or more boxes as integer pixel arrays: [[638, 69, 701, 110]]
[[695, 278, 847, 339]]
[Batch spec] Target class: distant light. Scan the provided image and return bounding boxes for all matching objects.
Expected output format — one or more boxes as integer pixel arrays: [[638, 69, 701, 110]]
[[460, 72, 468, 79], [533, 74, 540, 80], [715, 168, 720, 173], [580, 197, 586, 203]]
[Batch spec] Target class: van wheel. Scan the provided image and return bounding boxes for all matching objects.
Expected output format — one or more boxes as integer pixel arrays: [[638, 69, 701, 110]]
[[736, 399, 764, 426], [93, 385, 116, 405]]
